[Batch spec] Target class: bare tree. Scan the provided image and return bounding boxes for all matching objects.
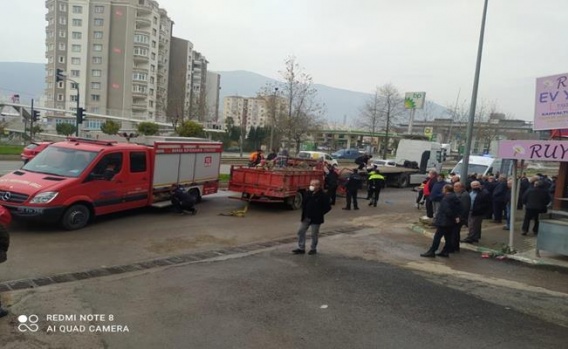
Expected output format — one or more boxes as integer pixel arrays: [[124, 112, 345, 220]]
[[279, 56, 324, 152], [357, 87, 382, 136], [376, 83, 404, 159]]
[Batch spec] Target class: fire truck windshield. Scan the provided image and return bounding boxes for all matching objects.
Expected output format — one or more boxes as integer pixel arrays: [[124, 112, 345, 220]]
[[22, 146, 98, 178]]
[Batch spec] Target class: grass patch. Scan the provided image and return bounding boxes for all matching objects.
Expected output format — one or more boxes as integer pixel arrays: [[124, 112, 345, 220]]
[[219, 173, 230, 182], [0, 144, 24, 155]]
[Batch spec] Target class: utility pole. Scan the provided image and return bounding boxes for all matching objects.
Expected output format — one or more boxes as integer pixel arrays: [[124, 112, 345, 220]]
[[239, 99, 248, 158], [269, 87, 278, 151], [56, 69, 83, 137], [29, 99, 34, 141], [462, 0, 489, 177]]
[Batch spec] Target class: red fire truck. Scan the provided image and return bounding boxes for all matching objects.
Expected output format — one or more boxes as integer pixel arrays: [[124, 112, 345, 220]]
[[0, 137, 222, 230]]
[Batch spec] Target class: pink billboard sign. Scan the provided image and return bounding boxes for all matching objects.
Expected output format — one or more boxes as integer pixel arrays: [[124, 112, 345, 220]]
[[534, 73, 568, 130], [498, 140, 568, 161]]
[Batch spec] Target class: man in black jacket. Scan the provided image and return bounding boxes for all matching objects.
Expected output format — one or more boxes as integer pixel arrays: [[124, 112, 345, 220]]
[[171, 184, 197, 215], [492, 176, 508, 223], [452, 181, 471, 252], [521, 180, 551, 236], [462, 181, 491, 243], [342, 169, 363, 210], [324, 164, 339, 205], [292, 180, 332, 255]]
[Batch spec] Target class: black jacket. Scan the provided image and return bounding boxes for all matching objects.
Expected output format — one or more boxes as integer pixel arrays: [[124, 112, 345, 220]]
[[522, 187, 551, 212], [434, 192, 462, 228], [455, 191, 471, 223], [172, 188, 196, 207], [301, 190, 331, 224], [492, 181, 508, 203], [345, 173, 363, 191], [325, 170, 339, 189], [0, 225, 9, 263], [471, 189, 491, 216]]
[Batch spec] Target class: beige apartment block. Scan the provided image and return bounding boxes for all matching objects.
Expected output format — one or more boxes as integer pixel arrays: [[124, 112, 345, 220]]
[[44, 0, 173, 127], [223, 95, 287, 134]]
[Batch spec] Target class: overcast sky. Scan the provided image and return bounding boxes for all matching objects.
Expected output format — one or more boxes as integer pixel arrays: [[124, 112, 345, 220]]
[[1, 0, 567, 121]]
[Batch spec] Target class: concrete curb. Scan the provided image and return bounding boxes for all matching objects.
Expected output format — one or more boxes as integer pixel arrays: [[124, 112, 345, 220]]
[[409, 223, 566, 270]]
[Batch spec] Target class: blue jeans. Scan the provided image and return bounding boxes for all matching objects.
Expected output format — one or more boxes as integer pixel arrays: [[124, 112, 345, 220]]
[[505, 202, 511, 228], [297, 219, 321, 251]]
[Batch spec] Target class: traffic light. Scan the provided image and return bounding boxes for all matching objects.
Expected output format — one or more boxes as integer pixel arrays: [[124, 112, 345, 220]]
[[76, 107, 84, 124], [55, 69, 65, 83], [32, 110, 40, 122]]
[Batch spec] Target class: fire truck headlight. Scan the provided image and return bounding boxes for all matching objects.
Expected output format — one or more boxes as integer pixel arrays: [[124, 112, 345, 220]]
[[30, 191, 59, 204]]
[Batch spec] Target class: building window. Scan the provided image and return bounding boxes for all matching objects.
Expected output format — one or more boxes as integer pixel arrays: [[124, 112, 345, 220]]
[[153, 17, 158, 24], [70, 82, 78, 89], [150, 65, 155, 72], [57, 81, 64, 89], [59, 17, 67, 25], [47, 56, 53, 63], [94, 5, 104, 13], [91, 94, 100, 101], [58, 30, 66, 38], [149, 88, 154, 95], [70, 95, 78, 102], [71, 57, 80, 65], [152, 41, 156, 48], [91, 107, 100, 113], [91, 82, 101, 89], [86, 119, 103, 130], [151, 52, 156, 60], [92, 69, 102, 77], [71, 70, 80, 77], [72, 5, 82, 14], [59, 3, 67, 11], [94, 31, 103, 39], [58, 56, 65, 63], [133, 85, 147, 93], [58, 43, 66, 51], [94, 18, 104, 26], [57, 94, 64, 101], [47, 82, 53, 89], [150, 77, 154, 84], [149, 100, 153, 107], [133, 47, 148, 56], [72, 31, 82, 39], [92, 57, 102, 64], [93, 44, 103, 52], [46, 31, 54, 38], [71, 44, 81, 52], [48, 43, 54, 51], [72, 19, 82, 26], [132, 72, 147, 81], [152, 28, 157, 36], [134, 34, 149, 44]]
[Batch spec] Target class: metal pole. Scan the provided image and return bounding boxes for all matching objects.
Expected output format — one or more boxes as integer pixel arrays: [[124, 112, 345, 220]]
[[30, 99, 34, 141], [383, 110, 390, 160], [407, 108, 415, 134], [269, 87, 278, 151], [461, 0, 489, 178], [75, 83, 80, 136], [508, 159, 517, 249]]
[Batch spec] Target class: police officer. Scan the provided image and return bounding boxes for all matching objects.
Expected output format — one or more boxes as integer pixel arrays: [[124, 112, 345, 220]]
[[368, 168, 385, 207], [324, 164, 339, 205], [171, 184, 197, 215], [343, 169, 362, 210]]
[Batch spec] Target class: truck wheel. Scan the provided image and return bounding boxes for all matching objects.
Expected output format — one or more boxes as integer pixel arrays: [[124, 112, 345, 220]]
[[398, 174, 410, 188], [288, 192, 303, 210], [190, 189, 202, 203], [61, 204, 91, 230]]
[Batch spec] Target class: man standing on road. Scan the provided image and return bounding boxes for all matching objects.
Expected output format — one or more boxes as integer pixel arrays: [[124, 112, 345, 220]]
[[452, 182, 471, 252], [324, 164, 339, 206], [367, 168, 385, 207], [343, 169, 363, 210], [462, 181, 491, 243], [0, 205, 12, 318], [521, 180, 551, 236], [292, 180, 331, 255], [423, 170, 438, 218]]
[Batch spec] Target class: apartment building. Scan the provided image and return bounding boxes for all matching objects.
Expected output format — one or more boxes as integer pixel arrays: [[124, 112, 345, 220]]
[[205, 71, 221, 122], [166, 36, 193, 121], [44, 0, 173, 126], [189, 51, 208, 121], [223, 95, 287, 134]]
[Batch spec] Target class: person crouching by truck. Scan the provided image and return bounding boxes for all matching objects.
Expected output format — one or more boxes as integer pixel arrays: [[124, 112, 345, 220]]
[[0, 205, 12, 318], [248, 149, 263, 167], [171, 184, 197, 215]]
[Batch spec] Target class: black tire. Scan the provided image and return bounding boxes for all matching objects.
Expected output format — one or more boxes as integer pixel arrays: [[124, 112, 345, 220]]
[[189, 188, 202, 203], [287, 192, 303, 210], [398, 174, 410, 188], [61, 204, 91, 230]]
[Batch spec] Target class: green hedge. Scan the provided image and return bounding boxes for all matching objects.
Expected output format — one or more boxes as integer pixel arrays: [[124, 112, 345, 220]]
[[0, 145, 24, 155]]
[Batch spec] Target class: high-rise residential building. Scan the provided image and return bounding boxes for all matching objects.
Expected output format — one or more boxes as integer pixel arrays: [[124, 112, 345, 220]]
[[166, 36, 193, 122], [205, 71, 221, 122], [223, 95, 286, 133], [189, 51, 208, 121], [44, 0, 173, 126]]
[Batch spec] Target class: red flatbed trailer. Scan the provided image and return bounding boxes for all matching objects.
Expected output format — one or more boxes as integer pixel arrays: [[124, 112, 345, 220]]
[[228, 160, 325, 209]]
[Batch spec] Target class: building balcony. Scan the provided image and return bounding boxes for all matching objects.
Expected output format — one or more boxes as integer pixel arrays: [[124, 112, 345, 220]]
[[136, 17, 152, 28], [133, 53, 149, 63], [132, 101, 147, 111]]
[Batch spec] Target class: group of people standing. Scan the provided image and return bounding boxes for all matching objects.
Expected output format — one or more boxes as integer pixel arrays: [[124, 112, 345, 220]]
[[420, 170, 553, 258]]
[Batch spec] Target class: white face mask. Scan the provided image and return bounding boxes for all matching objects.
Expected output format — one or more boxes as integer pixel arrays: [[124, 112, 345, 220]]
[[309, 185, 316, 191]]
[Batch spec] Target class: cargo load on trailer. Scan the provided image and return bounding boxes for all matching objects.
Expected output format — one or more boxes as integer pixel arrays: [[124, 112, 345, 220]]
[[0, 137, 222, 230]]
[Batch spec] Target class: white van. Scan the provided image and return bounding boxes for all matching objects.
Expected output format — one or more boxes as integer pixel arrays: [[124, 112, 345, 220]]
[[297, 151, 338, 166], [451, 156, 514, 177]]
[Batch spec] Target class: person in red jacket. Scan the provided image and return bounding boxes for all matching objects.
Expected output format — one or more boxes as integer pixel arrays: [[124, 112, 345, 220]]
[[0, 205, 12, 318], [423, 170, 437, 218]]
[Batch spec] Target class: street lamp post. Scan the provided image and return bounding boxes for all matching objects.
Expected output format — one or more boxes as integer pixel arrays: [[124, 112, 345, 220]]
[[269, 87, 278, 151], [462, 0, 489, 177]]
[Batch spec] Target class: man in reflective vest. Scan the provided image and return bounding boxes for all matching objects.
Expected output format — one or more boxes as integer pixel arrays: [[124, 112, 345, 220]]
[[368, 168, 385, 207]]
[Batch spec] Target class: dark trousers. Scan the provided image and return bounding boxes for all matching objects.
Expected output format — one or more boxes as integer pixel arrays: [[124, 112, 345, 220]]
[[416, 190, 424, 204], [327, 186, 337, 205], [369, 189, 381, 206], [451, 222, 464, 252], [466, 214, 484, 241], [172, 200, 196, 213], [485, 201, 493, 219], [522, 208, 541, 234], [428, 226, 453, 253], [345, 189, 359, 209], [493, 200, 506, 222], [425, 197, 434, 218]]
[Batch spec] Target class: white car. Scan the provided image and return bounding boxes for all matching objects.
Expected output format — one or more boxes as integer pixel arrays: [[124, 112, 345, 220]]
[[372, 159, 397, 167], [297, 151, 339, 166]]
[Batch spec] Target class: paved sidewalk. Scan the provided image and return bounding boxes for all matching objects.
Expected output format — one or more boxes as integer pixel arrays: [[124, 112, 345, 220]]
[[412, 211, 568, 270]]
